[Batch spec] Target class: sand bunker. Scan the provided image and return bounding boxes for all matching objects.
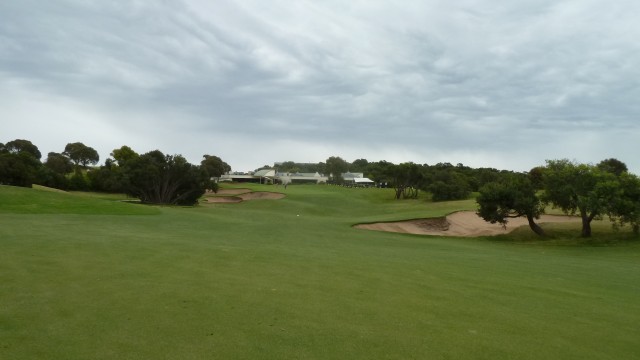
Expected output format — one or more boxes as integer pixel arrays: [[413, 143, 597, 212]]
[[355, 211, 581, 237], [214, 188, 252, 195], [238, 192, 285, 200], [204, 189, 285, 204], [206, 196, 243, 203]]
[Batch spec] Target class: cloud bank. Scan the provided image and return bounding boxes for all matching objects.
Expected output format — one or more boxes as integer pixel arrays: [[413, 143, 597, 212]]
[[2, 1, 639, 172]]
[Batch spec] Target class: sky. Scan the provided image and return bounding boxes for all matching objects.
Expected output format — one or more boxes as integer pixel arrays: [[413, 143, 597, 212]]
[[2, 0, 639, 173]]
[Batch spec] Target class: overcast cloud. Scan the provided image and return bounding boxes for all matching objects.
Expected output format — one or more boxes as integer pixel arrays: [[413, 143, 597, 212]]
[[2, 0, 639, 172]]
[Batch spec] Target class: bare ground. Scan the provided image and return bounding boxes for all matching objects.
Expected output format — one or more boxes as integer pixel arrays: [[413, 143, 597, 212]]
[[204, 189, 285, 203], [212, 188, 252, 195], [355, 211, 581, 237]]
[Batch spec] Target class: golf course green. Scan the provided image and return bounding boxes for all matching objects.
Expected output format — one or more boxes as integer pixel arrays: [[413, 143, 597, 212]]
[[1, 184, 639, 359]]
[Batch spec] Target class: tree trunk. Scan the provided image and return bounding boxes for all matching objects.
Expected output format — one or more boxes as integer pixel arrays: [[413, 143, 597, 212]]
[[580, 210, 592, 237], [526, 214, 545, 236]]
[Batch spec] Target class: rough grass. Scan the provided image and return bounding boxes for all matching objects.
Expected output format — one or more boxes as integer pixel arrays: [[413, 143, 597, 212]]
[[0, 184, 639, 359]]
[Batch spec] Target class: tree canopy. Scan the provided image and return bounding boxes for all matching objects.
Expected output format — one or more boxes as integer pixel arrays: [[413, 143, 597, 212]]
[[4, 139, 42, 159], [0, 139, 42, 187], [543, 159, 622, 237], [477, 173, 545, 236], [325, 156, 349, 183], [64, 142, 99, 169], [124, 150, 213, 205], [201, 155, 231, 178]]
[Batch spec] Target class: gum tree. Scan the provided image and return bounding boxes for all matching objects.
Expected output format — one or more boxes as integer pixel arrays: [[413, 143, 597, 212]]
[[542, 159, 618, 237], [477, 174, 545, 236]]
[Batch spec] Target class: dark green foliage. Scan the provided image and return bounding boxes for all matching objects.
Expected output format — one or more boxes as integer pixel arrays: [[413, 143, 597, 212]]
[[543, 159, 619, 237], [110, 145, 138, 167], [125, 150, 211, 205], [44, 152, 73, 175], [325, 156, 349, 183], [528, 166, 545, 190], [87, 159, 127, 193], [64, 142, 100, 168], [201, 154, 231, 177], [607, 172, 640, 234], [597, 158, 628, 176], [0, 139, 43, 187], [36, 166, 70, 190], [5, 139, 42, 159], [350, 158, 369, 172], [429, 171, 471, 201], [364, 160, 395, 185], [68, 172, 90, 191], [386, 162, 423, 199], [0, 151, 41, 187], [89, 146, 140, 193], [477, 174, 545, 236]]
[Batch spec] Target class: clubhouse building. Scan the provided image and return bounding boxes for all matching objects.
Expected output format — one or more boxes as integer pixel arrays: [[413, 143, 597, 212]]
[[218, 170, 374, 186]]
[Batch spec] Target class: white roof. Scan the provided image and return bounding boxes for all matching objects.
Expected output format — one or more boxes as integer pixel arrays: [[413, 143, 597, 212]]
[[353, 177, 374, 183]]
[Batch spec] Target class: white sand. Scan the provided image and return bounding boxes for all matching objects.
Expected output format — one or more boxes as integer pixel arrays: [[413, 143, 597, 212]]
[[355, 211, 580, 237]]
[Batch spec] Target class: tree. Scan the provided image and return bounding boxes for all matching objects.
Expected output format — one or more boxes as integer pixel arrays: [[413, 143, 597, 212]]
[[477, 174, 545, 236], [201, 155, 231, 178], [5, 139, 42, 160], [40, 152, 73, 190], [124, 150, 212, 205], [365, 160, 395, 185], [606, 172, 640, 234], [0, 151, 41, 187], [63, 142, 99, 169], [542, 159, 618, 237], [597, 158, 628, 177], [350, 158, 369, 173], [428, 171, 470, 201], [0, 139, 42, 187], [110, 145, 139, 167], [324, 156, 349, 183], [528, 166, 545, 190], [44, 152, 73, 175], [386, 162, 423, 199]]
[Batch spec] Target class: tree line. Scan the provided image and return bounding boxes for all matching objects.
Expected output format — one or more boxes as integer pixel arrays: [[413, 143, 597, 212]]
[[264, 157, 513, 201], [0, 139, 230, 206], [3, 139, 638, 236], [477, 158, 640, 237], [264, 156, 640, 237]]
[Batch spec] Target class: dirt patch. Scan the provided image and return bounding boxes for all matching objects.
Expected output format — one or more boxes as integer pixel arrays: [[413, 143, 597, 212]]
[[203, 190, 285, 204], [355, 211, 581, 237], [238, 192, 285, 200], [206, 196, 243, 203], [212, 188, 252, 195]]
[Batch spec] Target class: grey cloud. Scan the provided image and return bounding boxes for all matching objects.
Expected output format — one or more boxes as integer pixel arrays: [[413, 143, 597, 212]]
[[1, 0, 640, 172]]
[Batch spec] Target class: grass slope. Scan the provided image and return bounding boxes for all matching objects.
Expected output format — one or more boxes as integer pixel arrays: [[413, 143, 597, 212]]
[[1, 184, 639, 359]]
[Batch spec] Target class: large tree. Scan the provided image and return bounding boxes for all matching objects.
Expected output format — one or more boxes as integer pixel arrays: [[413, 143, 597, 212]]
[[477, 174, 545, 236], [201, 155, 231, 178], [542, 159, 619, 237], [428, 171, 470, 201], [124, 150, 212, 205], [350, 158, 369, 173], [386, 162, 423, 199], [0, 151, 41, 187], [597, 158, 628, 177], [606, 172, 640, 234], [325, 156, 349, 183], [63, 142, 99, 169], [110, 145, 139, 167], [5, 139, 42, 160], [44, 152, 73, 175], [0, 139, 42, 187]]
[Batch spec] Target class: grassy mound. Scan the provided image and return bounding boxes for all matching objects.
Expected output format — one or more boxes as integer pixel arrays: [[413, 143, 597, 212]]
[[0, 184, 638, 359], [0, 185, 160, 215]]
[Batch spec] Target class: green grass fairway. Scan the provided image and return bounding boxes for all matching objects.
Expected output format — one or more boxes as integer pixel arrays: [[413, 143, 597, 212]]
[[1, 184, 639, 359]]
